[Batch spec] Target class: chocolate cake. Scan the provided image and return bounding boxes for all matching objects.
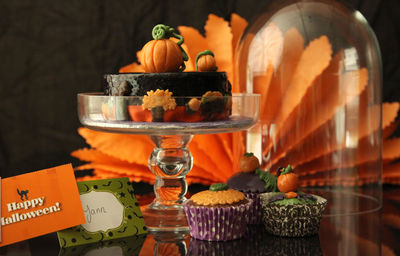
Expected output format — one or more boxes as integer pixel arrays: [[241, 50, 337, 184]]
[[101, 24, 233, 122], [102, 72, 232, 122], [103, 72, 231, 97]]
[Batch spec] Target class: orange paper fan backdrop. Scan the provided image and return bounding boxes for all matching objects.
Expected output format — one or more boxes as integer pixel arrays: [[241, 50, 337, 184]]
[[72, 13, 400, 187]]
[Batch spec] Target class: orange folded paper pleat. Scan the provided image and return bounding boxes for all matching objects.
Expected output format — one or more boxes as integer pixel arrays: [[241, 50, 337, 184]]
[[275, 102, 398, 179], [205, 14, 234, 83], [177, 26, 208, 69], [256, 27, 303, 123], [272, 35, 332, 130]]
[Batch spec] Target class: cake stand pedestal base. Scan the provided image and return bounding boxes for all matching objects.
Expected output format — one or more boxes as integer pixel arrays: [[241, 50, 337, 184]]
[[142, 205, 189, 233], [143, 134, 192, 233]]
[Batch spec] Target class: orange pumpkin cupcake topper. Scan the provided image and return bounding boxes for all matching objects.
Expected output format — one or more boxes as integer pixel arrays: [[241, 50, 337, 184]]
[[141, 24, 188, 73], [195, 50, 218, 71], [239, 152, 260, 173], [277, 165, 299, 193]]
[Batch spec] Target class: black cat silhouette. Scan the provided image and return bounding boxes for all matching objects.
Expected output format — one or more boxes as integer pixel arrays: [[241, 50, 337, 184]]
[[17, 188, 29, 201]]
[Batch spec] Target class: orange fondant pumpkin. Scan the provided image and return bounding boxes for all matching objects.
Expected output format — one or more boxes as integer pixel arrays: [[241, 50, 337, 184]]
[[239, 152, 260, 172], [196, 50, 217, 72], [141, 39, 183, 73], [277, 165, 299, 193], [285, 191, 298, 198], [197, 54, 217, 71]]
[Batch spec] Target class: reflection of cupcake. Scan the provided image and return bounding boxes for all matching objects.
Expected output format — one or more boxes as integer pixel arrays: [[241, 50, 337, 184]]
[[260, 165, 327, 237], [183, 183, 252, 241], [187, 237, 246, 256], [263, 234, 323, 256], [227, 153, 277, 224]]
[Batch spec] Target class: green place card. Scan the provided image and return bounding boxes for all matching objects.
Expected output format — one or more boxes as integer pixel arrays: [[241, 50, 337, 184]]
[[57, 178, 147, 248]]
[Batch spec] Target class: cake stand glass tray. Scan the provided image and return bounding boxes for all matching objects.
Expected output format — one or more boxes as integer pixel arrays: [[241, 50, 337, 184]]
[[78, 93, 260, 233]]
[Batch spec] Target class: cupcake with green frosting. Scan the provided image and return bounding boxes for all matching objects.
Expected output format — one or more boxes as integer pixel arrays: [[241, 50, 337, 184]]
[[183, 183, 252, 241], [227, 152, 277, 224], [260, 165, 327, 237]]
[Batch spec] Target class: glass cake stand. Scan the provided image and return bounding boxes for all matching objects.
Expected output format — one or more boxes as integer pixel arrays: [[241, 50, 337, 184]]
[[77, 93, 260, 234]]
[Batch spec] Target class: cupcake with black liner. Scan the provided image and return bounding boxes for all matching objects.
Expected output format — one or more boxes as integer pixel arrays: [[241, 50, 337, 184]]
[[260, 165, 327, 237], [262, 234, 323, 256], [227, 152, 278, 224], [183, 183, 252, 241]]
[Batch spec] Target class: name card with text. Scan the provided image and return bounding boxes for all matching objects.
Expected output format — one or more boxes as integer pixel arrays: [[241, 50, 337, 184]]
[[0, 164, 85, 247], [57, 178, 147, 248]]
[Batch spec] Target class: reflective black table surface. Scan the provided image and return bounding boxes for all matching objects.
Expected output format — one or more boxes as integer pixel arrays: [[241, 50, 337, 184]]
[[1, 186, 399, 256]]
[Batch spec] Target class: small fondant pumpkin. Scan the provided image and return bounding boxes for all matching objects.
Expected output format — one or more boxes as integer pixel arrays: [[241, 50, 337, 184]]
[[277, 165, 299, 193], [196, 50, 217, 71], [285, 191, 298, 198], [239, 152, 260, 173], [141, 24, 188, 73]]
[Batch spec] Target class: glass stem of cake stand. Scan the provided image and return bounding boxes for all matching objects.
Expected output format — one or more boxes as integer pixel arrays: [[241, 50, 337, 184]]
[[143, 134, 193, 233]]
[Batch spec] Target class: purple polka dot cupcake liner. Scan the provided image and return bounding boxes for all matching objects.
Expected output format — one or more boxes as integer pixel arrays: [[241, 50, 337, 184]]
[[183, 199, 252, 241], [244, 192, 263, 225]]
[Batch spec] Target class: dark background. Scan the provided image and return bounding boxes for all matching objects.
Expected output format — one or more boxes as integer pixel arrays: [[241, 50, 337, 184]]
[[0, 0, 399, 178]]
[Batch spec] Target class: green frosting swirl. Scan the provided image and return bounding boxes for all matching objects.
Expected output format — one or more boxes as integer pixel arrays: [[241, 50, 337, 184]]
[[271, 197, 316, 206], [256, 169, 278, 192], [151, 24, 188, 71], [210, 183, 229, 191]]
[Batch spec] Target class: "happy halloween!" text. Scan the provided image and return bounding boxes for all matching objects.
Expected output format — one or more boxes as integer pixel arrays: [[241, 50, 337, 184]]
[[1, 197, 62, 226]]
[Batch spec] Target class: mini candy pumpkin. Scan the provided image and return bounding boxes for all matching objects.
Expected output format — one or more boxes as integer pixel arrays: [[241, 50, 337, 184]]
[[277, 165, 299, 193], [141, 24, 188, 73], [195, 50, 217, 71], [239, 152, 260, 173], [285, 191, 298, 198]]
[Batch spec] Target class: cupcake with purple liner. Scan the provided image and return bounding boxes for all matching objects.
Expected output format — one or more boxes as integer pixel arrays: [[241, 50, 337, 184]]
[[183, 183, 252, 241], [187, 237, 247, 256], [227, 152, 277, 224], [260, 165, 327, 237]]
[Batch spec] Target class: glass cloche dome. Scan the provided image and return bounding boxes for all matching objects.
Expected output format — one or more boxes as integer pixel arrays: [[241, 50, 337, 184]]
[[236, 0, 382, 254]]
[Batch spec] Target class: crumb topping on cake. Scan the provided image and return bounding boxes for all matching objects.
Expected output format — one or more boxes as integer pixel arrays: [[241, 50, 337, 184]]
[[190, 188, 245, 206], [202, 91, 223, 98], [187, 98, 201, 112], [142, 89, 177, 111]]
